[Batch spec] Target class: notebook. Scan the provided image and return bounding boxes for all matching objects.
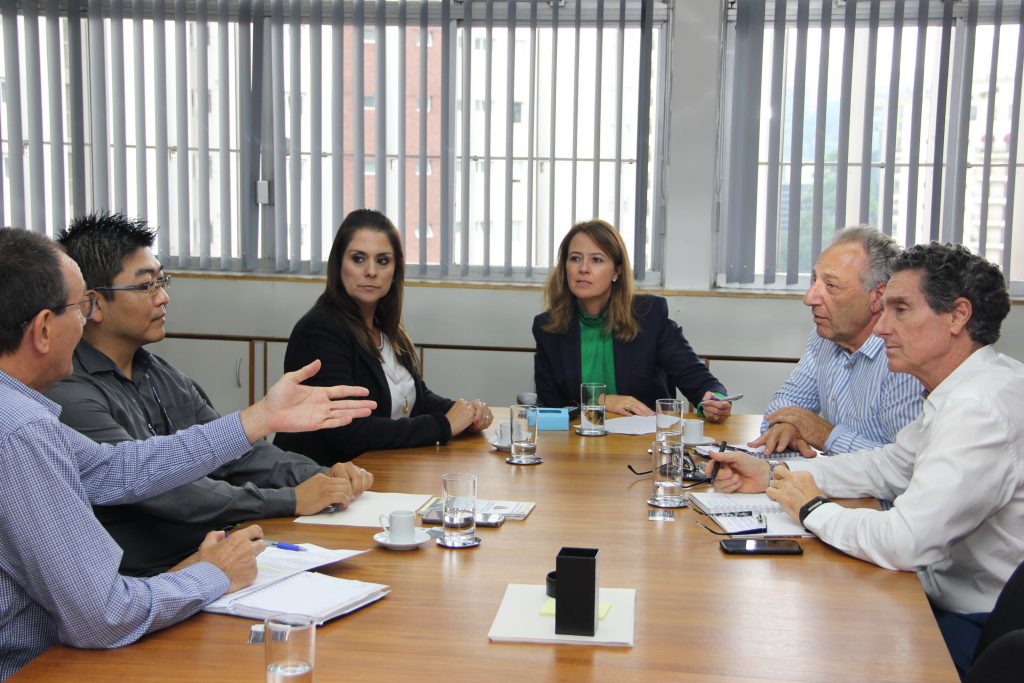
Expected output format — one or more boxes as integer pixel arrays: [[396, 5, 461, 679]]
[[205, 572, 389, 623], [688, 492, 812, 537], [203, 543, 389, 623]]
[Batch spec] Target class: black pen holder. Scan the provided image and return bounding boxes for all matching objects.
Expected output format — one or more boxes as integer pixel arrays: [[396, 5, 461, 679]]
[[554, 547, 599, 636]]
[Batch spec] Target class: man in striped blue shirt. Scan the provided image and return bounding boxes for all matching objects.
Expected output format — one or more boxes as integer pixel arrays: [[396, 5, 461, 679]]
[[0, 228, 374, 679], [752, 227, 923, 456]]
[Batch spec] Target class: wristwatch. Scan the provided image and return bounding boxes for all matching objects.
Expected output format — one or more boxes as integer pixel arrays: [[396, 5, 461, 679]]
[[798, 496, 831, 528]]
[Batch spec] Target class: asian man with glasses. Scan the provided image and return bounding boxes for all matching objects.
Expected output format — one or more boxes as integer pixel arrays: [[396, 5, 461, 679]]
[[44, 212, 377, 577]]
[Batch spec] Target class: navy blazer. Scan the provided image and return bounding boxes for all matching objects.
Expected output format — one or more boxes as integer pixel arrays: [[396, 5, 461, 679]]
[[532, 295, 726, 409], [274, 305, 454, 464]]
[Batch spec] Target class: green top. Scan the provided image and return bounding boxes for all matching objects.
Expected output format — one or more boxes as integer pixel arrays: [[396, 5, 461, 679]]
[[578, 308, 617, 395]]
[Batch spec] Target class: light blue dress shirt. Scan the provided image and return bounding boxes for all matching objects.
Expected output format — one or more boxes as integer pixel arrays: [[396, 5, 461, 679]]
[[0, 369, 253, 679], [761, 331, 924, 453]]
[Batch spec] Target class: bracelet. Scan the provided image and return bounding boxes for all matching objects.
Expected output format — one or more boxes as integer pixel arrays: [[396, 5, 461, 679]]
[[798, 496, 831, 528], [767, 460, 782, 486]]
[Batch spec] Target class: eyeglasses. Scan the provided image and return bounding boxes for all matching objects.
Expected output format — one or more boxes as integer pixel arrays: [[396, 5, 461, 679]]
[[20, 295, 98, 328], [93, 274, 172, 297]]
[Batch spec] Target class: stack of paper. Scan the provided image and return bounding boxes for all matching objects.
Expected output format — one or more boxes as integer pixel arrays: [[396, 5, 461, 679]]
[[694, 443, 811, 460], [487, 584, 635, 647], [417, 497, 536, 520], [294, 491, 434, 526]]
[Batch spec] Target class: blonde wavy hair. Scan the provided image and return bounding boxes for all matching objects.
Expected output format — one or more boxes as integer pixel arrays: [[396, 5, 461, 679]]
[[541, 219, 639, 343]]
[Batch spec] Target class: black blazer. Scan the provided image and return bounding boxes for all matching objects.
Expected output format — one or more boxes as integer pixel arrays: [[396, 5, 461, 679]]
[[274, 305, 454, 464], [532, 295, 726, 409]]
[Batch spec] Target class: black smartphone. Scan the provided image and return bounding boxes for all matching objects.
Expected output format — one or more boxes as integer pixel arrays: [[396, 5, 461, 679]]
[[420, 510, 505, 527], [719, 539, 803, 555]]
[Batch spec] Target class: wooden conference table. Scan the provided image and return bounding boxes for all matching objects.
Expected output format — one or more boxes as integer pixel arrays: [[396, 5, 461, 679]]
[[16, 414, 956, 682]]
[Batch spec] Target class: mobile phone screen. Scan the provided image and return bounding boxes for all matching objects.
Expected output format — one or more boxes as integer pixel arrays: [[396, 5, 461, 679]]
[[719, 539, 803, 555]]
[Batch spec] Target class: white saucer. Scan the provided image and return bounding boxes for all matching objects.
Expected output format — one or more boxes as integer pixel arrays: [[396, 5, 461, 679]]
[[489, 439, 512, 452], [683, 435, 716, 446], [373, 528, 432, 550]]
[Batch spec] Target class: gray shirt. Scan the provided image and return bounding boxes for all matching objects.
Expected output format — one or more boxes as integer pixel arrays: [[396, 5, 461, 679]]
[[45, 340, 324, 576]]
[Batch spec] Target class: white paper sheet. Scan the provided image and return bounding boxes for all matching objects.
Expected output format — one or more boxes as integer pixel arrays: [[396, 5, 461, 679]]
[[205, 544, 366, 610], [488, 584, 635, 647], [603, 415, 656, 435], [293, 491, 434, 527]]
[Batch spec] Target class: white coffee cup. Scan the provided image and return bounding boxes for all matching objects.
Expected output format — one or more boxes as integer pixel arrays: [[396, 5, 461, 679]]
[[498, 422, 512, 446], [683, 418, 704, 443], [380, 509, 416, 544]]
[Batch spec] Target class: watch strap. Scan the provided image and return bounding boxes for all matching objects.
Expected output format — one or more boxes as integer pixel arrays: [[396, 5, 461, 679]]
[[798, 496, 830, 528]]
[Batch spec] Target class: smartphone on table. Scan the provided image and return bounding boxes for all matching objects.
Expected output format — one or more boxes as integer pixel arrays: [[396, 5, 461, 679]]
[[719, 539, 803, 555]]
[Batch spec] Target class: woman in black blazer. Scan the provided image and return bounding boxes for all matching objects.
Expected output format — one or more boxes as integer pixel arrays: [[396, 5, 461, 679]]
[[275, 209, 492, 464], [533, 219, 733, 421]]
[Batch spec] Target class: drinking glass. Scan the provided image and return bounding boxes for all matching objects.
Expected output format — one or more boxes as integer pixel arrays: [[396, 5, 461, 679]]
[[265, 613, 315, 683], [439, 473, 479, 548], [507, 404, 542, 465], [579, 383, 607, 436], [648, 440, 688, 508], [655, 398, 683, 444]]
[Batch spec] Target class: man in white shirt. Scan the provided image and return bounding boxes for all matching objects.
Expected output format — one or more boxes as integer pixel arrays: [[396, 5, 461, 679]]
[[709, 242, 1023, 676], [752, 226, 922, 456]]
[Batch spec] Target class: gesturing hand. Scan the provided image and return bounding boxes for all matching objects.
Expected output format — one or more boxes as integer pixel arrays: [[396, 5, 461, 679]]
[[240, 360, 377, 442]]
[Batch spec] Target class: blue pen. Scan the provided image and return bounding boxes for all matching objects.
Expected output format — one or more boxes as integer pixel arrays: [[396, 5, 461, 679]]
[[266, 540, 306, 552]]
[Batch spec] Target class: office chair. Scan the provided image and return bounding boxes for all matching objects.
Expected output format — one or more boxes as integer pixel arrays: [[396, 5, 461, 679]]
[[964, 629, 1024, 683], [973, 559, 1024, 661]]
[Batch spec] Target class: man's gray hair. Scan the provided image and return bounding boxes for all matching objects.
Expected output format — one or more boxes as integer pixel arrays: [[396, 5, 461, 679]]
[[830, 225, 900, 291]]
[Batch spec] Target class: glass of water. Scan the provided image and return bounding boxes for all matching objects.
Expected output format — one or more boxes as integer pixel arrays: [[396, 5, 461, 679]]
[[439, 472, 479, 548], [507, 404, 542, 465], [579, 383, 607, 436], [648, 440, 688, 508], [265, 613, 315, 683], [655, 398, 683, 444]]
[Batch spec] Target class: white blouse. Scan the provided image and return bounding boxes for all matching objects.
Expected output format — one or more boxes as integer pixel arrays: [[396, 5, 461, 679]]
[[380, 333, 417, 419]]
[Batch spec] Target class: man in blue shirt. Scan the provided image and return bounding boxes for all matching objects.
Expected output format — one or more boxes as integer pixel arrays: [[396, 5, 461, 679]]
[[45, 212, 374, 576], [752, 227, 923, 456], [0, 228, 374, 678]]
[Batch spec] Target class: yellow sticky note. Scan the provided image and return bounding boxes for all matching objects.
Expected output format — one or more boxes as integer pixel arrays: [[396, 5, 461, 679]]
[[539, 598, 611, 619]]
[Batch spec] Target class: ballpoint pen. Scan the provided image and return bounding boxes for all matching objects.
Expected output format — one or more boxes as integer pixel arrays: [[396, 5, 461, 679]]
[[708, 440, 727, 483], [265, 540, 306, 552]]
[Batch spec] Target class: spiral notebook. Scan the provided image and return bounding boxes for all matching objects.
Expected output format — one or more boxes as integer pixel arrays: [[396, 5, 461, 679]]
[[688, 492, 812, 537]]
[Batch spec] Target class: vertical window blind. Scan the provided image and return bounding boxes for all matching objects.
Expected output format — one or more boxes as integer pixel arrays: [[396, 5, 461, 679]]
[[0, 0, 669, 283], [719, 0, 1024, 295]]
